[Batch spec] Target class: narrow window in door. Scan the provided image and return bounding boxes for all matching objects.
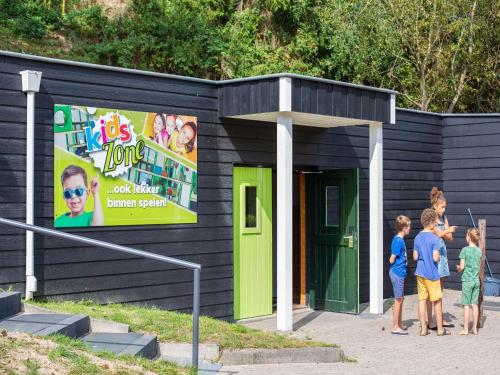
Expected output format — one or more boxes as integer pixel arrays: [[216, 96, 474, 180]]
[[245, 186, 257, 228], [325, 185, 340, 227]]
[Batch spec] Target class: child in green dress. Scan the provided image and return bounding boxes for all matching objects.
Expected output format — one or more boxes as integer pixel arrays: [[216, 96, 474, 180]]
[[456, 228, 482, 335]]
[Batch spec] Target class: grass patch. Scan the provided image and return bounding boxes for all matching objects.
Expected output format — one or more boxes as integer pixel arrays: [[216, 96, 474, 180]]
[[32, 300, 333, 350], [25, 359, 41, 375], [49, 334, 190, 375], [1, 332, 192, 375]]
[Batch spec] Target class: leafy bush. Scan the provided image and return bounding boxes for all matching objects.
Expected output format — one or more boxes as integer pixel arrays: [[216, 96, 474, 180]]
[[0, 0, 61, 38]]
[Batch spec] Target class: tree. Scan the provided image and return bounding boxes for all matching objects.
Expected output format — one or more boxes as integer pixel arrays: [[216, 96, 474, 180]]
[[381, 0, 492, 112]]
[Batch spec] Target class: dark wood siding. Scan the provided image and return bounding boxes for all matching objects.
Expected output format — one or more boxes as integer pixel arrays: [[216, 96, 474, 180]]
[[292, 78, 391, 123], [442, 115, 500, 289], [218, 79, 280, 117], [0, 55, 235, 319], [383, 110, 443, 296]]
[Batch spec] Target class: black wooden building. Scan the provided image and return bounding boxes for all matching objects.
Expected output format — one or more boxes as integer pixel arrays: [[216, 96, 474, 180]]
[[0, 51, 498, 326]]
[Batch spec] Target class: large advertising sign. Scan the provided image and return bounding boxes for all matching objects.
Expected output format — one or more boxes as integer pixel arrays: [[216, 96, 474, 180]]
[[54, 105, 198, 227]]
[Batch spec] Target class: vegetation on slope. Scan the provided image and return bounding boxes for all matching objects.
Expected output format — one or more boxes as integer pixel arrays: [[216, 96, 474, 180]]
[[0, 0, 497, 113]]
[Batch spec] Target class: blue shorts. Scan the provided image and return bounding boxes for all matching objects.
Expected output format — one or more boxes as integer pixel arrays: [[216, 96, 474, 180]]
[[389, 269, 405, 299]]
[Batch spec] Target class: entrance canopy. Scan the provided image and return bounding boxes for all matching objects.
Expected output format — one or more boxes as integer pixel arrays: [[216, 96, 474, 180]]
[[219, 73, 396, 127], [220, 74, 397, 331]]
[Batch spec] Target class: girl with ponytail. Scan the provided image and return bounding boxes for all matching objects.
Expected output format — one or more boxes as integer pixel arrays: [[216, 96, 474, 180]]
[[426, 187, 457, 330]]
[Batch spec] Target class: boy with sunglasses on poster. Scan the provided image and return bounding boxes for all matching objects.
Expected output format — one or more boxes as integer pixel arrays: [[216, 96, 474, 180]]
[[54, 165, 104, 227]]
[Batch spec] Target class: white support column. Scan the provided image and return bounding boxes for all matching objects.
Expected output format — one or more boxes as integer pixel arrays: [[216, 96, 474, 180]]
[[20, 70, 42, 300], [277, 76, 293, 331], [390, 94, 396, 125], [369, 122, 384, 314], [277, 115, 293, 331]]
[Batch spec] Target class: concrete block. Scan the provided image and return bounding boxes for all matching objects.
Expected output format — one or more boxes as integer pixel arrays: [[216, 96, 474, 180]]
[[160, 356, 222, 374], [83, 332, 158, 359], [90, 318, 130, 333], [0, 292, 21, 320], [0, 313, 90, 338], [23, 303, 129, 333], [221, 347, 345, 366], [159, 342, 219, 361]]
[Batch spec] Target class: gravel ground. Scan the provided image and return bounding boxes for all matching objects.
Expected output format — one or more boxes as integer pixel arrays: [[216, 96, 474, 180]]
[[219, 289, 500, 374]]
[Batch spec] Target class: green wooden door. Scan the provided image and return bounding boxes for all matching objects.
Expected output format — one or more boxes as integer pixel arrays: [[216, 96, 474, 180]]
[[308, 169, 359, 313], [233, 167, 272, 320]]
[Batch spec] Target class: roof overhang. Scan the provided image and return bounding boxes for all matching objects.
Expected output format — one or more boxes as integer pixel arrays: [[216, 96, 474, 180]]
[[225, 111, 382, 128], [219, 75, 396, 127]]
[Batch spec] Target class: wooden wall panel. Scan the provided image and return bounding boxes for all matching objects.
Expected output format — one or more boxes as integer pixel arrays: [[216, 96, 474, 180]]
[[442, 115, 500, 290]]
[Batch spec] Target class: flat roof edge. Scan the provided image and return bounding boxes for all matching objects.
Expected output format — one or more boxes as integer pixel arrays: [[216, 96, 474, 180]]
[[0, 50, 215, 85], [219, 73, 399, 95], [0, 50, 398, 94], [397, 107, 500, 117]]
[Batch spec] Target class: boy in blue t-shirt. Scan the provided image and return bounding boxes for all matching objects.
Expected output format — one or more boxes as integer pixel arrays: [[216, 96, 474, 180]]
[[413, 208, 451, 336], [389, 215, 411, 335]]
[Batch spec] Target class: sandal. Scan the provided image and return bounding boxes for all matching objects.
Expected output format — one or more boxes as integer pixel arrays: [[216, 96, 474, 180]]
[[419, 328, 428, 336], [443, 323, 455, 328], [427, 325, 438, 331], [391, 330, 408, 335], [437, 328, 451, 336]]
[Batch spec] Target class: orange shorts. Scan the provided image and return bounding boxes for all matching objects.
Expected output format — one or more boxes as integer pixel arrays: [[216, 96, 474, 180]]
[[416, 276, 442, 302]]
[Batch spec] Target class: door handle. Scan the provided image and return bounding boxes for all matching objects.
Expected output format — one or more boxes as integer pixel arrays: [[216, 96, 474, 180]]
[[343, 235, 354, 248]]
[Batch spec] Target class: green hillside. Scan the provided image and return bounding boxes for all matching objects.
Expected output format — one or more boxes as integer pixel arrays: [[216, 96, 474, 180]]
[[0, 0, 497, 113]]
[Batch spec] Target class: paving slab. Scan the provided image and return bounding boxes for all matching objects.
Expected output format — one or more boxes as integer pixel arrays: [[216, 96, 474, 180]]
[[0, 313, 90, 338], [221, 289, 500, 374], [83, 332, 158, 359], [23, 303, 131, 333]]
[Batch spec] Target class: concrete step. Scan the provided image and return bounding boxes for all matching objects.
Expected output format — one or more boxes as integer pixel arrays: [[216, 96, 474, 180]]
[[0, 291, 22, 320], [163, 356, 222, 375], [83, 332, 158, 359], [159, 342, 219, 362], [0, 313, 90, 338], [23, 303, 130, 333]]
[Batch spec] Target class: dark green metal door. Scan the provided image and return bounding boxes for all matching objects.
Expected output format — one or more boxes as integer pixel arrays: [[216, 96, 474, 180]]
[[308, 169, 359, 313]]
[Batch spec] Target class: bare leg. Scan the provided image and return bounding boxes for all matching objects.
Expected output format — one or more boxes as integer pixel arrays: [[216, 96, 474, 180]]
[[418, 299, 428, 335], [434, 298, 444, 332], [471, 304, 479, 334], [459, 305, 469, 335], [441, 278, 451, 325], [426, 298, 435, 328], [398, 298, 404, 329], [392, 298, 403, 331]]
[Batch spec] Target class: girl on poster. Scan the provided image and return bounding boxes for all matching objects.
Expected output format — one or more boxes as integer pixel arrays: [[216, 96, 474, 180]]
[[168, 121, 197, 162]]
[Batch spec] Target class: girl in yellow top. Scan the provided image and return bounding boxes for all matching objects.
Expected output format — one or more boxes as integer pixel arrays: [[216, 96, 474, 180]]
[[168, 121, 197, 163]]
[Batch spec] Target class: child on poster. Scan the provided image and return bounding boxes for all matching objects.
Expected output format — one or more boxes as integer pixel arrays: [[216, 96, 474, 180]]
[[54, 165, 104, 227], [152, 113, 172, 148], [168, 121, 197, 161]]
